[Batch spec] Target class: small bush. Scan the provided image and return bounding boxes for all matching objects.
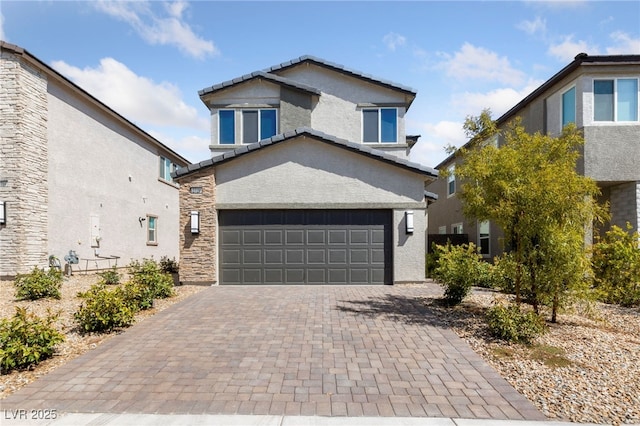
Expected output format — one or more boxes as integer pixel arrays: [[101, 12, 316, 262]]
[[159, 256, 179, 273], [129, 259, 175, 299], [591, 224, 640, 307], [118, 281, 155, 311], [14, 267, 63, 301], [486, 302, 547, 344], [433, 242, 490, 305], [75, 284, 136, 333], [98, 267, 121, 285], [0, 308, 64, 373]]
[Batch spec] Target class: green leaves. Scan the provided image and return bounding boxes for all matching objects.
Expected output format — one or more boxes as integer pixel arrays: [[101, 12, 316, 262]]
[[433, 242, 489, 306], [0, 308, 64, 374], [14, 267, 63, 301]]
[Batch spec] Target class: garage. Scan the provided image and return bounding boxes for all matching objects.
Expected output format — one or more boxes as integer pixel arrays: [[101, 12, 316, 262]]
[[219, 209, 392, 285]]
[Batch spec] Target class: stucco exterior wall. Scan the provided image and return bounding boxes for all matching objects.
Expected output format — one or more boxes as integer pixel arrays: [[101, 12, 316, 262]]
[[215, 137, 425, 208], [46, 81, 182, 268], [0, 50, 49, 277], [393, 209, 426, 282], [583, 126, 640, 182]]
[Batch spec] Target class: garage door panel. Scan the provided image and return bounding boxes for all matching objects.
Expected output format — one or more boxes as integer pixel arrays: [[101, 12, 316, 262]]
[[219, 210, 391, 285]]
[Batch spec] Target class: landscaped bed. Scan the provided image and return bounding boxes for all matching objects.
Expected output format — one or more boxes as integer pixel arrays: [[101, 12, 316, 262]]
[[0, 278, 638, 425]]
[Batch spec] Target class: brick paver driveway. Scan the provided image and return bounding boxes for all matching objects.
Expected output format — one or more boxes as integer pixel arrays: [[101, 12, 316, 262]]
[[3, 284, 545, 420]]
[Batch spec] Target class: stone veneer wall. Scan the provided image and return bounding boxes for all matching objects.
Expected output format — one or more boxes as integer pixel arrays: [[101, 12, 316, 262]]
[[610, 181, 639, 232], [177, 169, 216, 284], [0, 49, 49, 278]]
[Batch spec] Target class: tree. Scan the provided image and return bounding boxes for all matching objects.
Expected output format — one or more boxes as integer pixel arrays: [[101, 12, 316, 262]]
[[454, 110, 606, 322]]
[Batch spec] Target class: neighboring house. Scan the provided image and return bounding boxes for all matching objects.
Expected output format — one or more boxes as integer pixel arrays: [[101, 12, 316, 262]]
[[427, 53, 640, 258], [0, 41, 189, 278], [174, 56, 438, 285]]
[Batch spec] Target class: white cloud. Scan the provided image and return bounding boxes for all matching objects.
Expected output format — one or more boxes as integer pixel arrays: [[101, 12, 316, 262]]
[[51, 58, 208, 132], [94, 0, 218, 59], [0, 12, 5, 40], [451, 81, 543, 119], [606, 31, 640, 54], [383, 32, 406, 51], [437, 43, 527, 86], [517, 16, 547, 36], [548, 35, 597, 61], [148, 131, 210, 164], [407, 120, 467, 167]]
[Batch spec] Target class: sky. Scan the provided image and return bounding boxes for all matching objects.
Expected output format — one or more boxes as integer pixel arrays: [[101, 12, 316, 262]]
[[2, 1, 639, 167]]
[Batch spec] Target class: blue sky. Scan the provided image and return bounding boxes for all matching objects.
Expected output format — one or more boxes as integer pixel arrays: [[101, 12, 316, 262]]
[[2, 1, 639, 166]]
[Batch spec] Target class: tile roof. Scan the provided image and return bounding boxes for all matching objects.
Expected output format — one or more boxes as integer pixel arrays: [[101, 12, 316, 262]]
[[173, 127, 438, 180]]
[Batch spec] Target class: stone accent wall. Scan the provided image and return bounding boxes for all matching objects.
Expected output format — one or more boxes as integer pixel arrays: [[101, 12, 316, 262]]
[[610, 181, 639, 232], [0, 50, 49, 278], [177, 169, 216, 284]]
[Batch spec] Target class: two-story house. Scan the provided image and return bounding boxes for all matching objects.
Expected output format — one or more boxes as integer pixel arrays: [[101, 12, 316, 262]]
[[0, 41, 189, 278], [174, 56, 438, 285], [427, 53, 640, 259]]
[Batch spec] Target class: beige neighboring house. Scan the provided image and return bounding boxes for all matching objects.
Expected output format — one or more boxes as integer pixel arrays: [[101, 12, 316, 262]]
[[0, 41, 189, 278], [174, 56, 438, 285], [427, 53, 640, 258]]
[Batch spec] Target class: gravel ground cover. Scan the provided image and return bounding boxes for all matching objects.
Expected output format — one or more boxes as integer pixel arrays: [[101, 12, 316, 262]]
[[1, 278, 638, 425]]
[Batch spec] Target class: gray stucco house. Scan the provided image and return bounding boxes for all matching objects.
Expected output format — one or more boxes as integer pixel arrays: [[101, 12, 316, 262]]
[[0, 41, 189, 278], [174, 56, 438, 285], [427, 53, 640, 258]]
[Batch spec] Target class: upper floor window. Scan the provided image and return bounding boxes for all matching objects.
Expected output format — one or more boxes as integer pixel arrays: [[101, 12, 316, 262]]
[[562, 87, 576, 127], [243, 109, 277, 144], [159, 156, 176, 183], [594, 78, 638, 122], [218, 109, 278, 145], [219, 110, 235, 144], [447, 165, 456, 197], [363, 108, 397, 143]]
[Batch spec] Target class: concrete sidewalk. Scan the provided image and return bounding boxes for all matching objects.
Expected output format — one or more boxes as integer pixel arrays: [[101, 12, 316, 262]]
[[1, 413, 606, 426]]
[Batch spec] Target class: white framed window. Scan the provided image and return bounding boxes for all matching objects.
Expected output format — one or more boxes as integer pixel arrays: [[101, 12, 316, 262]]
[[362, 108, 398, 143], [159, 157, 176, 183], [452, 223, 463, 235], [478, 221, 490, 256], [562, 86, 576, 127], [438, 226, 447, 235], [594, 78, 639, 122], [242, 109, 278, 144], [447, 165, 456, 197], [147, 215, 157, 245]]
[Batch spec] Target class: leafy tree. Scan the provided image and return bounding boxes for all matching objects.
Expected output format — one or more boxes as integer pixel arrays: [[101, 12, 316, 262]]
[[454, 110, 606, 322]]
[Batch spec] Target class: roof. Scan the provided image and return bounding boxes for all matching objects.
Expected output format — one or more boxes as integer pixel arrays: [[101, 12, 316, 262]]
[[173, 127, 438, 180], [199, 70, 322, 97], [435, 53, 640, 169], [198, 55, 417, 108], [0, 41, 190, 166]]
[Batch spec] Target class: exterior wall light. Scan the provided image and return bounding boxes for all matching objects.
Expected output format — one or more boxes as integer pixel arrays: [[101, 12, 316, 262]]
[[190, 211, 200, 234], [0, 201, 5, 225], [405, 210, 414, 234]]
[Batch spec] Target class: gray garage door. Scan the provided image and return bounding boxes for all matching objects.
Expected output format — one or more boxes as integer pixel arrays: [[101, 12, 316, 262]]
[[219, 210, 392, 285]]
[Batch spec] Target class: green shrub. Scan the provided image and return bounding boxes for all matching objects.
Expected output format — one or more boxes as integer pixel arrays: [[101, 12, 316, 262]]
[[486, 302, 547, 343], [159, 256, 179, 273], [129, 259, 175, 299], [75, 284, 136, 333], [14, 267, 63, 301], [98, 267, 121, 285], [0, 308, 64, 373], [591, 224, 640, 307], [118, 281, 155, 311], [433, 242, 491, 305]]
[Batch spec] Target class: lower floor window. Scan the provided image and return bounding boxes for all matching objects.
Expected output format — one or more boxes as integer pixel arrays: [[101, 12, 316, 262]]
[[147, 215, 157, 245], [452, 223, 463, 234], [478, 221, 490, 256]]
